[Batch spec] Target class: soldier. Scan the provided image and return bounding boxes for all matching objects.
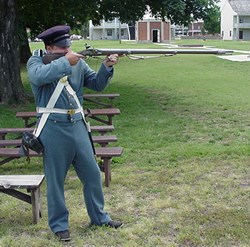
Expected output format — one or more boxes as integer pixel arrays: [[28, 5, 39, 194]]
[[27, 25, 122, 242]]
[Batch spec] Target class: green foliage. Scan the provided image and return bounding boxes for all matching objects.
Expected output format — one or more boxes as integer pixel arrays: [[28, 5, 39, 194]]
[[203, 5, 221, 34], [91, 0, 221, 26], [18, 0, 96, 38]]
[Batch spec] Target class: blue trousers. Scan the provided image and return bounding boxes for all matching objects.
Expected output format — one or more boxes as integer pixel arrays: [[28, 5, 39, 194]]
[[39, 119, 111, 233]]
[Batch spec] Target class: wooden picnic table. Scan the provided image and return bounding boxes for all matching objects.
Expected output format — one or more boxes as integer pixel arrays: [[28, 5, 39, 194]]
[[86, 108, 121, 125], [83, 93, 120, 108]]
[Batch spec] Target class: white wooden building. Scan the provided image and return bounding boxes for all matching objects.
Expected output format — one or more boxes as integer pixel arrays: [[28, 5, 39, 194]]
[[221, 0, 250, 40], [89, 18, 130, 40]]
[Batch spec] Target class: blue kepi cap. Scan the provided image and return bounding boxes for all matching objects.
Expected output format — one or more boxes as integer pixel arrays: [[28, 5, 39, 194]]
[[37, 25, 71, 47]]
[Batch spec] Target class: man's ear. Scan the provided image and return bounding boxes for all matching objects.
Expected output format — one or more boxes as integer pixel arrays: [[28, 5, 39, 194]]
[[46, 45, 53, 51]]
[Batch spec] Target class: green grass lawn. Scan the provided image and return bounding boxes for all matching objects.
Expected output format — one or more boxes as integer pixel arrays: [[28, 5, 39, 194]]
[[0, 39, 249, 246]]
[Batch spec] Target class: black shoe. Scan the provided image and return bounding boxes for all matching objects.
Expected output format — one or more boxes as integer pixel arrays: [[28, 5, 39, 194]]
[[106, 220, 123, 229], [55, 230, 71, 242]]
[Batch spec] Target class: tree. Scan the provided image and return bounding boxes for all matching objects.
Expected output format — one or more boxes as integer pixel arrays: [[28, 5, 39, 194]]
[[0, 0, 26, 104], [203, 5, 220, 35], [0, 0, 219, 104]]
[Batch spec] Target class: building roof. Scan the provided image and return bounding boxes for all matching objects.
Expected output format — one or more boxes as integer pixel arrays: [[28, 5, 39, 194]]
[[229, 0, 250, 15]]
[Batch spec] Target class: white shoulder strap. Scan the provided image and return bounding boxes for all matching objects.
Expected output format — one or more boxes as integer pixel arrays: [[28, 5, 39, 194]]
[[64, 82, 90, 132], [34, 76, 68, 137]]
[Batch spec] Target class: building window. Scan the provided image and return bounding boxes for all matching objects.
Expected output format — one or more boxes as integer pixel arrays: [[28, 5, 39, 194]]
[[107, 29, 112, 36], [239, 18, 244, 23], [239, 30, 243, 39]]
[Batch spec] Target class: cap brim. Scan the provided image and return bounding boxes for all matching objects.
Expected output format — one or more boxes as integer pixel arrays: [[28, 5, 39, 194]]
[[52, 38, 71, 47]]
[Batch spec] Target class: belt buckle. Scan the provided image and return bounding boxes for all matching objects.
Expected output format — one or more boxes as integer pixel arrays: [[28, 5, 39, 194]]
[[67, 109, 75, 115], [60, 76, 68, 83]]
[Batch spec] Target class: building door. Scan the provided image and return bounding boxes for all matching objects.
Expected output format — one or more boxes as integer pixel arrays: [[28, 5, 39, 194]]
[[152, 29, 160, 42], [129, 26, 135, 40], [239, 31, 243, 40]]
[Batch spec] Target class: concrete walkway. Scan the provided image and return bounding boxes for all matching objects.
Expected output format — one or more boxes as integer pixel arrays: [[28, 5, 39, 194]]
[[217, 49, 250, 62], [218, 54, 250, 62], [155, 43, 250, 62]]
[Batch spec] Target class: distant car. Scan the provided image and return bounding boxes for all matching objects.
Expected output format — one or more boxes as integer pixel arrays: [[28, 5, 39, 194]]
[[70, 35, 82, 40], [34, 38, 42, 42]]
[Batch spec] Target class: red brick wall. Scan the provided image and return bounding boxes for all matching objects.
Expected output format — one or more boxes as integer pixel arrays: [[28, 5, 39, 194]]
[[138, 22, 147, 40], [163, 22, 170, 40]]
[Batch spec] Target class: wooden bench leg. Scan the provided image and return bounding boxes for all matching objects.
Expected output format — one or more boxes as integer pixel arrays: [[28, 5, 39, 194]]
[[31, 188, 42, 224], [0, 188, 43, 224], [108, 116, 113, 125], [0, 134, 6, 140], [0, 175, 45, 224], [103, 158, 111, 187]]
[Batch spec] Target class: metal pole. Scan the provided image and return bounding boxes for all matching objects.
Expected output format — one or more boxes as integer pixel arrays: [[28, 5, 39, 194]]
[[119, 20, 121, 44]]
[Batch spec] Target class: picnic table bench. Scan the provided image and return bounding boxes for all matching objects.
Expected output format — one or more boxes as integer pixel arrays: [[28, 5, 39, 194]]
[[0, 135, 118, 148], [16, 108, 121, 127], [0, 147, 123, 187], [0, 174, 45, 223], [86, 108, 120, 125], [84, 93, 120, 108], [0, 125, 115, 140]]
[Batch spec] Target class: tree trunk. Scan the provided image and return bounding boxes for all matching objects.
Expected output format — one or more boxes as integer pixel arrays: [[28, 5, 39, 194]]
[[19, 17, 31, 63], [0, 0, 26, 104]]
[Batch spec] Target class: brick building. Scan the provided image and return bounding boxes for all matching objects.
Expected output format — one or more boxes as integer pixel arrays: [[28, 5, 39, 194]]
[[188, 21, 204, 36], [136, 19, 171, 43]]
